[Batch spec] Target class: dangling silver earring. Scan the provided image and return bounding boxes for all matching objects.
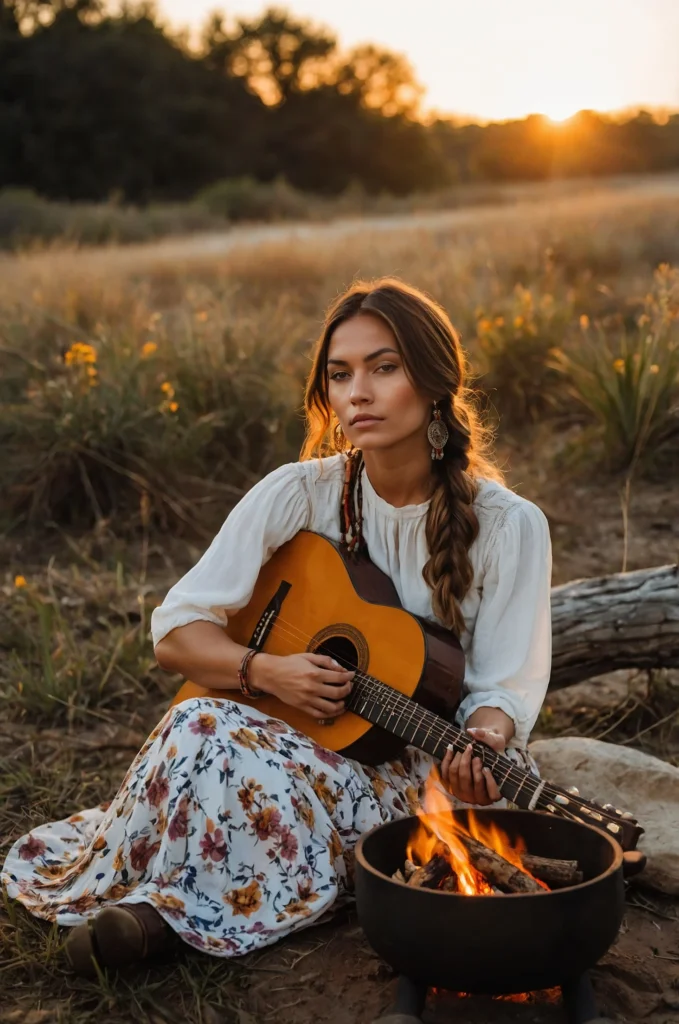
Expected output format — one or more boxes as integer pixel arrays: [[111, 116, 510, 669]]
[[427, 401, 449, 461]]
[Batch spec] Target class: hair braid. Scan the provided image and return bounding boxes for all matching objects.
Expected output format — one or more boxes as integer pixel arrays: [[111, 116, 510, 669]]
[[422, 402, 480, 635]]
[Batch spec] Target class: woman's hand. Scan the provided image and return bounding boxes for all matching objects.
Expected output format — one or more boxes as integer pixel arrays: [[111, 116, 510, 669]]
[[249, 652, 354, 719], [440, 727, 506, 805]]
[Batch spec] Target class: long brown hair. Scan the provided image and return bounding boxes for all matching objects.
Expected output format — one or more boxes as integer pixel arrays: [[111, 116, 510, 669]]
[[301, 277, 503, 635]]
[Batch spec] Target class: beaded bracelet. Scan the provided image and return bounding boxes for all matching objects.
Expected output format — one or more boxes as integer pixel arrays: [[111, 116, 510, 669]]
[[238, 648, 263, 699]]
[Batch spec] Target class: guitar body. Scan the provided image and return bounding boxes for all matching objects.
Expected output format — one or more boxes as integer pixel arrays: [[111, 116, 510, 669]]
[[171, 531, 465, 765], [168, 532, 646, 851]]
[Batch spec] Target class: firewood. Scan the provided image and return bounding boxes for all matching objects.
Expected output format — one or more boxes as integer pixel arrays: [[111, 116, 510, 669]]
[[391, 868, 407, 884], [406, 853, 451, 889], [403, 858, 417, 880], [451, 833, 544, 893], [520, 853, 583, 887]]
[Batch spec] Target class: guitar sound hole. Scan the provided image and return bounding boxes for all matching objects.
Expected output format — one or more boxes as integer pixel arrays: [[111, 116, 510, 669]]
[[315, 636, 359, 677]]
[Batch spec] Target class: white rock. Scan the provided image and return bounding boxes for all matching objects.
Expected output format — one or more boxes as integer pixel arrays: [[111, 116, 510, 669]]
[[528, 737, 679, 895]]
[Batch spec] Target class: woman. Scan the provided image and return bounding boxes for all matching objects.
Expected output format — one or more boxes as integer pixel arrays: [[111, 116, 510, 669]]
[[2, 278, 552, 975]]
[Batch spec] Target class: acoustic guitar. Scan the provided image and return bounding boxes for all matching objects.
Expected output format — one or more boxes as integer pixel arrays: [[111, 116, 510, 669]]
[[171, 530, 644, 854]]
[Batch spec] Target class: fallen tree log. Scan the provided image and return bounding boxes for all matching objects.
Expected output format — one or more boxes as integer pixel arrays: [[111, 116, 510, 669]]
[[550, 564, 679, 690]]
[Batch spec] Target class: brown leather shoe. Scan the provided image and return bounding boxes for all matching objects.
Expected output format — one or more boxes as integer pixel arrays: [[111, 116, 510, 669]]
[[64, 902, 175, 977]]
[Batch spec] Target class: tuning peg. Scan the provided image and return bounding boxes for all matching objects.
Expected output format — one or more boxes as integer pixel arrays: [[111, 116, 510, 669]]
[[620, 811, 636, 820], [602, 803, 615, 811], [567, 786, 580, 796]]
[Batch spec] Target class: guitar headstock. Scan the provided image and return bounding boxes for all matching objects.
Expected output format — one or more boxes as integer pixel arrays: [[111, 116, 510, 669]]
[[545, 783, 644, 852]]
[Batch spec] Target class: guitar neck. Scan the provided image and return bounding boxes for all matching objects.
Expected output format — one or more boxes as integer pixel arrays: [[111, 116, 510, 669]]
[[347, 671, 544, 810], [347, 671, 641, 854]]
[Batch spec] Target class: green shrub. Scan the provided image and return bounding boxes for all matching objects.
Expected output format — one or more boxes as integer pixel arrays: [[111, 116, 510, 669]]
[[472, 285, 572, 426], [0, 317, 299, 532], [0, 188, 224, 250], [195, 175, 310, 222], [550, 265, 679, 469]]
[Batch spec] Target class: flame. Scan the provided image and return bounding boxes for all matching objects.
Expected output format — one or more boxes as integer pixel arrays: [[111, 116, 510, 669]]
[[405, 768, 547, 895]]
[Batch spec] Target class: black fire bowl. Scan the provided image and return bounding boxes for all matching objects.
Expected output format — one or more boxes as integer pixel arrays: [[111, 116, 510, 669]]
[[354, 809, 625, 997]]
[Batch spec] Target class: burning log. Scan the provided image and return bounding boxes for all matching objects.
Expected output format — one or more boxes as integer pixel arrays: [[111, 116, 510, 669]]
[[398, 773, 583, 896], [520, 853, 583, 888], [406, 850, 451, 890], [452, 832, 544, 893]]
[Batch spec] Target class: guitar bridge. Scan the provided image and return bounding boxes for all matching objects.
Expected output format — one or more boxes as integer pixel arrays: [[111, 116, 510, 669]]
[[247, 580, 292, 651]]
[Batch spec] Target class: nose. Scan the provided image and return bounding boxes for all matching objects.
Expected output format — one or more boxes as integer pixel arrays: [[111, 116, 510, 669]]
[[349, 370, 373, 405]]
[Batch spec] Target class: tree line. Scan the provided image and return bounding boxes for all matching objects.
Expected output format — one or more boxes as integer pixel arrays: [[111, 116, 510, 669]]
[[2, 0, 678, 205]]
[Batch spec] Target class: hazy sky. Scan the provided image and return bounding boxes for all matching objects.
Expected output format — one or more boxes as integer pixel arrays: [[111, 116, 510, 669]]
[[157, 0, 679, 121]]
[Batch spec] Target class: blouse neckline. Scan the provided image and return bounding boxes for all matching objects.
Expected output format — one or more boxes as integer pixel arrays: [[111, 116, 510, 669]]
[[361, 464, 431, 520]]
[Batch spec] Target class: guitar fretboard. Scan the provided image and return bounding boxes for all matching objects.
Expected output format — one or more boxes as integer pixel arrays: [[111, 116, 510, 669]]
[[346, 671, 543, 809], [345, 670, 643, 850]]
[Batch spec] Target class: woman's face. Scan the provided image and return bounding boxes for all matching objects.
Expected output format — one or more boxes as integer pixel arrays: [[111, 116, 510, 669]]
[[326, 313, 431, 453]]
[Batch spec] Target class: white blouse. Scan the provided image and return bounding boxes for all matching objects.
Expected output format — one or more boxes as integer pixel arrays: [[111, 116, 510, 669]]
[[151, 455, 553, 749]]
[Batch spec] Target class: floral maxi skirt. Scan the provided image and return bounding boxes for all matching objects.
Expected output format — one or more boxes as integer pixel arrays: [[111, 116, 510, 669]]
[[2, 697, 440, 957], [2, 697, 535, 959]]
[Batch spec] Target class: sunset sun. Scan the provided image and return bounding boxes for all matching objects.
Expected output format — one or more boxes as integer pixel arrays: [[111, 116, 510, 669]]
[[543, 103, 579, 124]]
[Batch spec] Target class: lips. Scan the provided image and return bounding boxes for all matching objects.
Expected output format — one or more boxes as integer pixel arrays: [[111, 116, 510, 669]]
[[350, 416, 383, 426]]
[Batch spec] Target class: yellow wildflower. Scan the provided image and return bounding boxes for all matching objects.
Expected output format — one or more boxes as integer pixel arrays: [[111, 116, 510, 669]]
[[579, 314, 590, 329], [195, 310, 208, 322], [64, 342, 97, 366], [87, 366, 97, 378], [168, 401, 179, 413], [14, 575, 27, 588], [513, 315, 524, 329], [141, 341, 158, 358], [478, 318, 492, 332], [160, 381, 175, 397], [613, 358, 625, 373], [494, 316, 505, 327], [649, 364, 659, 374]]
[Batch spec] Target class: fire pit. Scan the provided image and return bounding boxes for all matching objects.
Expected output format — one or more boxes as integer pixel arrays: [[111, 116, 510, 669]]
[[354, 808, 624, 1023]]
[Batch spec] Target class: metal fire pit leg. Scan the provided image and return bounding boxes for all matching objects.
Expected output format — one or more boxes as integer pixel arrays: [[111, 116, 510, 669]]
[[561, 973, 614, 1024], [371, 975, 428, 1024]]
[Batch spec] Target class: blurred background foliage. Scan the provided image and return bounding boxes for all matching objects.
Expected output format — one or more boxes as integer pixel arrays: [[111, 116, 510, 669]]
[[2, 0, 679, 227]]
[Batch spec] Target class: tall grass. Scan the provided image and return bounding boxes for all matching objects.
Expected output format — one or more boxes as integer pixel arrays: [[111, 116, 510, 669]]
[[2, 185, 679, 535]]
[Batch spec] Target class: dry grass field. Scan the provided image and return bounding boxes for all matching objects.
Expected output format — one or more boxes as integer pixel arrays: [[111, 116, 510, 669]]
[[1, 180, 679, 1023]]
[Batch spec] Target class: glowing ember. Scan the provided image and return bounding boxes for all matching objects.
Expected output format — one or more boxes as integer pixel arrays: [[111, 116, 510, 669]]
[[433, 988, 562, 1004], [405, 768, 548, 895]]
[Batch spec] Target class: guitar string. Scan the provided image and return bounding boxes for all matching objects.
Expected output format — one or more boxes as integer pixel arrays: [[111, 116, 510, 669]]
[[263, 617, 548, 801], [255, 613, 634, 832], [265, 622, 613, 834], [256, 614, 563, 806]]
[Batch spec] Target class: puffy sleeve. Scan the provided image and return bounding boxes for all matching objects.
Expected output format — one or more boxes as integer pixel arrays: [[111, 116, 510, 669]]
[[455, 500, 552, 749], [151, 462, 310, 647]]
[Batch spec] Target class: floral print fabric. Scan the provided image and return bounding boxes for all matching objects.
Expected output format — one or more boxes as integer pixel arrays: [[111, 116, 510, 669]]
[[2, 697, 534, 958]]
